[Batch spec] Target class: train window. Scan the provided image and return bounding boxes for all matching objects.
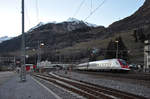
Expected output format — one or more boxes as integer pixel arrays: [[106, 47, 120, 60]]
[[115, 61, 119, 65], [119, 59, 127, 65]]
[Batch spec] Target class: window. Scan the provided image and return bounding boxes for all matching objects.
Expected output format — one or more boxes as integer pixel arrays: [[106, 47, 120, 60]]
[[119, 59, 127, 66]]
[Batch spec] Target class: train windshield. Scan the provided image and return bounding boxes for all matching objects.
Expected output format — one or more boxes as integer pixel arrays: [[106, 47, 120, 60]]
[[119, 59, 127, 66]]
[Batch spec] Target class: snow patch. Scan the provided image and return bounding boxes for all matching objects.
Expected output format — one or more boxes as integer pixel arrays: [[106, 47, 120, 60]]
[[0, 36, 13, 43], [28, 18, 98, 32], [67, 17, 98, 27]]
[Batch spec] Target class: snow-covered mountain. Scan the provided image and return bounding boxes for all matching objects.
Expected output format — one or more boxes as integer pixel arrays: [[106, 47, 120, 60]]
[[66, 17, 82, 24], [66, 17, 98, 27], [28, 22, 44, 32], [0, 36, 12, 43], [28, 18, 98, 32]]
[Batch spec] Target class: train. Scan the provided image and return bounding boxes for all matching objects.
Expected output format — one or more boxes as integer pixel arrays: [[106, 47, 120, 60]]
[[75, 59, 130, 72]]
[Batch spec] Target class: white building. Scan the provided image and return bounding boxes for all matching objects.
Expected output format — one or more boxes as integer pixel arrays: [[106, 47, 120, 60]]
[[37, 60, 52, 68], [144, 40, 150, 72]]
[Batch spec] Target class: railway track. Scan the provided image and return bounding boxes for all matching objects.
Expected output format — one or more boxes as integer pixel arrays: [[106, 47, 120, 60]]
[[75, 71, 150, 81], [32, 73, 147, 99]]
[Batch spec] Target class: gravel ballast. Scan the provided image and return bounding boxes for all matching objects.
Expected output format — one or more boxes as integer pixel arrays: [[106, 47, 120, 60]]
[[34, 76, 85, 99], [54, 70, 150, 98]]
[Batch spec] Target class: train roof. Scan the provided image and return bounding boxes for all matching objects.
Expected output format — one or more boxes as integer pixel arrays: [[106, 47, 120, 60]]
[[78, 59, 125, 65], [90, 59, 119, 63]]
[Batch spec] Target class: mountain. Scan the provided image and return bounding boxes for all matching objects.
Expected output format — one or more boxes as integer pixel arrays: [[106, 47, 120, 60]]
[[0, 0, 149, 64], [0, 36, 12, 43], [0, 18, 105, 54], [66, 17, 98, 27], [28, 18, 97, 34], [109, 0, 150, 34], [28, 22, 44, 32]]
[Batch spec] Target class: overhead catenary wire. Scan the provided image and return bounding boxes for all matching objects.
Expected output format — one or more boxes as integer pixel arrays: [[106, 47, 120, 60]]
[[84, 0, 107, 21], [15, 0, 20, 13], [35, 0, 39, 23], [25, 2, 31, 29], [90, 0, 92, 14], [73, 0, 85, 18]]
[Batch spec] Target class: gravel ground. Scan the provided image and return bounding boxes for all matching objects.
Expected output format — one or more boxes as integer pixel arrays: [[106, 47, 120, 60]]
[[0, 74, 61, 99], [34, 76, 85, 99], [0, 71, 15, 86], [54, 70, 150, 99], [75, 71, 150, 88]]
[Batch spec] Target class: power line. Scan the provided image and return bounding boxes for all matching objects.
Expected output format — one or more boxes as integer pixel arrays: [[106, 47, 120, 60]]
[[73, 0, 85, 18], [90, 0, 92, 14], [35, 0, 39, 23], [84, 0, 107, 21], [15, 0, 20, 13], [25, 3, 31, 29]]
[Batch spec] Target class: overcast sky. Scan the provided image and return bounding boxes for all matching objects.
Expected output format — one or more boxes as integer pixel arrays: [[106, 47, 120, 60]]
[[0, 0, 145, 37]]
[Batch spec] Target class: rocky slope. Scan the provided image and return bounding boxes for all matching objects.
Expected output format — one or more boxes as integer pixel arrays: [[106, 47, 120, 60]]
[[0, 36, 12, 43], [109, 0, 150, 33], [0, 19, 106, 54]]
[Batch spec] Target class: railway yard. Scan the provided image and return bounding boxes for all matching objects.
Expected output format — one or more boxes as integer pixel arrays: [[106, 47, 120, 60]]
[[74, 71, 150, 88], [0, 0, 150, 99], [0, 70, 150, 99], [50, 70, 150, 98]]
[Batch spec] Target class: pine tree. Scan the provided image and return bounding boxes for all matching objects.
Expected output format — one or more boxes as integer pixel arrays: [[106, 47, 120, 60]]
[[105, 40, 115, 59], [105, 37, 129, 61], [138, 28, 146, 43], [117, 36, 128, 61], [133, 30, 138, 42]]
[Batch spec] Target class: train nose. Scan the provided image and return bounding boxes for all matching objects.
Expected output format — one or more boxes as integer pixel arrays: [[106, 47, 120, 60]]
[[122, 65, 129, 69]]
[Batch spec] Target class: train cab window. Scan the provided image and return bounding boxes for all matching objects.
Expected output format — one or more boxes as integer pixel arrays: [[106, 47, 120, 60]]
[[119, 59, 127, 66]]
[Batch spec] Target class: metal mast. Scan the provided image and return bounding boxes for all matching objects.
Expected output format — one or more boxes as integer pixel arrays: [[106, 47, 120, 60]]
[[37, 40, 41, 68], [20, 0, 26, 81]]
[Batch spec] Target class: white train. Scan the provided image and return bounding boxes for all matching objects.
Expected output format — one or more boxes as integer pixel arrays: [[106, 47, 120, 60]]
[[75, 59, 130, 71]]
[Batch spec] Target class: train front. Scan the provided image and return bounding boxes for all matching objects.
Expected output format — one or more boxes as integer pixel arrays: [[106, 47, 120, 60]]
[[118, 59, 130, 71]]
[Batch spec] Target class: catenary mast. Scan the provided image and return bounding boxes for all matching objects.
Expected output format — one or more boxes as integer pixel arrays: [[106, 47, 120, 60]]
[[20, 0, 26, 81]]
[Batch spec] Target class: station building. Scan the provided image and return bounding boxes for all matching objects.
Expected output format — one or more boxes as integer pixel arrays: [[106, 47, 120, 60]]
[[144, 40, 150, 72]]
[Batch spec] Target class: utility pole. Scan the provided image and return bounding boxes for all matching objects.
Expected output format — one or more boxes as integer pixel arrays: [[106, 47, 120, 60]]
[[115, 40, 119, 59], [144, 40, 150, 72], [13, 57, 16, 70], [37, 41, 44, 69], [20, 0, 26, 81], [37, 41, 41, 68]]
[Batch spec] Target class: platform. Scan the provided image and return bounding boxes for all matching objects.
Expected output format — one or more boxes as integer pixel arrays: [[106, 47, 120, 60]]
[[0, 73, 61, 99]]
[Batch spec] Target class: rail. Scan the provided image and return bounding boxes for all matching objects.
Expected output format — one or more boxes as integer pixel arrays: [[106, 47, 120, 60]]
[[32, 73, 147, 99]]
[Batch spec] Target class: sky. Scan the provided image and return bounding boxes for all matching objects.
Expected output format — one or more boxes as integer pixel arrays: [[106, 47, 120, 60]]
[[0, 0, 145, 37]]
